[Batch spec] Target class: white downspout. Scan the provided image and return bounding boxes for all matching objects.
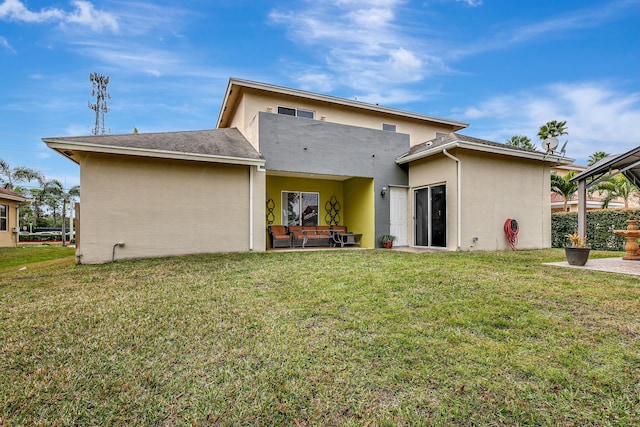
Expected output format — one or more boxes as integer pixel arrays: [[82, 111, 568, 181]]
[[442, 148, 462, 250], [249, 166, 254, 251]]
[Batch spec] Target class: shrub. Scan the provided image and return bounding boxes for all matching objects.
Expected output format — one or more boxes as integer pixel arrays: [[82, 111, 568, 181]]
[[551, 209, 639, 250]]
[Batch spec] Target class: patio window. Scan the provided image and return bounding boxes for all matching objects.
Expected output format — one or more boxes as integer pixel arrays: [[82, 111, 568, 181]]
[[281, 192, 319, 226], [0, 204, 7, 231]]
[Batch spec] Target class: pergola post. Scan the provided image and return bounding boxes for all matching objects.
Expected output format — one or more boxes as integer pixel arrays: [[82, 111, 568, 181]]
[[577, 179, 587, 238]]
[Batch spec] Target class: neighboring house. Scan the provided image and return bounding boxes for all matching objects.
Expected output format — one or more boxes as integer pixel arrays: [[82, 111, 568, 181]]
[[551, 164, 633, 212], [44, 78, 573, 263], [0, 188, 27, 248]]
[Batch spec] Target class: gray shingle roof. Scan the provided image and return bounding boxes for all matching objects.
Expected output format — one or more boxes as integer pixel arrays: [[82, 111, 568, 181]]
[[44, 128, 264, 162], [404, 132, 541, 158]]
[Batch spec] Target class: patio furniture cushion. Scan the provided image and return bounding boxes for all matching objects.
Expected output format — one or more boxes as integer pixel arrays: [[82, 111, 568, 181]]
[[268, 225, 291, 248]]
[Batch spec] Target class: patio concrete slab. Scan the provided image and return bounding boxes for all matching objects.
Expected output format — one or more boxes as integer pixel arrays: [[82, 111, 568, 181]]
[[544, 257, 640, 276]]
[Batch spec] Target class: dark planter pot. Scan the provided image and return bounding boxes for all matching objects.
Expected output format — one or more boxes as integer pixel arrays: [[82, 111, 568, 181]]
[[383, 241, 393, 249], [565, 247, 590, 266]]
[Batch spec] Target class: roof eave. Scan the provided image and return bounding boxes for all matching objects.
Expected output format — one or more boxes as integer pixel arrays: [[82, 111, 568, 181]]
[[397, 140, 575, 165], [43, 140, 266, 167], [0, 193, 28, 202]]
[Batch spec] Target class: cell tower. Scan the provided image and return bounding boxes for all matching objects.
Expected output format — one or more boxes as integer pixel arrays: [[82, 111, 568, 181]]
[[88, 72, 111, 135]]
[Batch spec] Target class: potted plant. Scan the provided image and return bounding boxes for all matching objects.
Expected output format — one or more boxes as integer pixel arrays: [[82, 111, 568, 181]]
[[378, 234, 396, 249], [564, 233, 590, 266]]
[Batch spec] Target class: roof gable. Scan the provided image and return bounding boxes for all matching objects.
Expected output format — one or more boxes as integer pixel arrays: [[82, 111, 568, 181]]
[[217, 78, 469, 131]]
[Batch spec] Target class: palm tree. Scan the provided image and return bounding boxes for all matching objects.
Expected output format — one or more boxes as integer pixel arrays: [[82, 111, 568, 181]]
[[505, 135, 536, 150], [594, 175, 637, 208], [551, 170, 578, 212], [587, 151, 610, 166], [0, 158, 43, 191], [538, 120, 568, 141], [46, 180, 80, 246]]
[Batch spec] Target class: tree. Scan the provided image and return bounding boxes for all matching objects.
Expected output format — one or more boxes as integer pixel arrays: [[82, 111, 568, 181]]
[[538, 120, 568, 141], [551, 170, 578, 212], [505, 135, 536, 150], [43, 187, 62, 227], [13, 185, 34, 231], [587, 151, 610, 166], [593, 175, 638, 208], [46, 180, 80, 246], [0, 158, 43, 191]]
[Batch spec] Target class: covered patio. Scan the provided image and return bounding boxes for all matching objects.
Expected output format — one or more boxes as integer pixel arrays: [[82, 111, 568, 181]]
[[570, 146, 640, 258]]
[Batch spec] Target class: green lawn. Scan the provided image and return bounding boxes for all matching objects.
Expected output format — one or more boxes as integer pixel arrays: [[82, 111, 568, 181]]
[[1, 247, 638, 426], [0, 245, 75, 271]]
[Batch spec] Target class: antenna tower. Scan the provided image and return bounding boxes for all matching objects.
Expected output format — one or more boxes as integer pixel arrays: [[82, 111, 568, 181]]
[[88, 72, 111, 135]]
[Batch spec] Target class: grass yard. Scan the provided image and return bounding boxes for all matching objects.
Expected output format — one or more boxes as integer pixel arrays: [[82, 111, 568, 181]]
[[0, 247, 638, 426], [0, 245, 75, 271]]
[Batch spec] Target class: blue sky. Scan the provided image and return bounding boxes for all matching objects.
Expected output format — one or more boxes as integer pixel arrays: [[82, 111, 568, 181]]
[[1, 0, 639, 189]]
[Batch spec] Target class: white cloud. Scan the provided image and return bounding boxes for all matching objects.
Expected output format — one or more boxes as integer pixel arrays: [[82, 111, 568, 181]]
[[457, 82, 640, 162], [65, 1, 118, 32], [0, 0, 64, 23], [0, 35, 15, 53], [269, 0, 636, 104], [0, 0, 118, 32], [457, 0, 482, 6], [387, 47, 423, 81], [270, 1, 448, 102], [71, 39, 182, 76], [450, 0, 637, 59]]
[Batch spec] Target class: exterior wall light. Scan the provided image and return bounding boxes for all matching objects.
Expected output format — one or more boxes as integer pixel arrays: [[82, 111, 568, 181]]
[[381, 186, 387, 197]]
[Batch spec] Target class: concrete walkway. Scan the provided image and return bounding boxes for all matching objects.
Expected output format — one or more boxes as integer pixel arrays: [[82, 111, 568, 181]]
[[544, 257, 640, 276]]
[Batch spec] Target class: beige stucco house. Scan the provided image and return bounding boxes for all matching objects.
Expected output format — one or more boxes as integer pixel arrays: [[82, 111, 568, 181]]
[[398, 133, 563, 250], [44, 78, 573, 263], [0, 188, 27, 248]]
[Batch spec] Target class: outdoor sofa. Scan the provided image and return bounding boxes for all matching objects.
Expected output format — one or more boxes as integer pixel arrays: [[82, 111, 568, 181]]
[[268, 225, 362, 248]]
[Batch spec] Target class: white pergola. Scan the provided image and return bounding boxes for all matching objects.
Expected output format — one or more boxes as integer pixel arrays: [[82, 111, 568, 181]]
[[570, 145, 640, 237]]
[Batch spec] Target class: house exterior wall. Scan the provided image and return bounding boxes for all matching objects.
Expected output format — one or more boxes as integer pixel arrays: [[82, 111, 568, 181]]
[[0, 198, 21, 247], [231, 89, 459, 146], [258, 112, 408, 245], [76, 152, 263, 263], [460, 150, 551, 250], [407, 154, 458, 250], [343, 177, 375, 247], [408, 149, 551, 251]]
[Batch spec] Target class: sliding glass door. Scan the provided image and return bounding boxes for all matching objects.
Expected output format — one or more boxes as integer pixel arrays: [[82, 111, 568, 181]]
[[282, 191, 319, 226], [414, 184, 446, 247]]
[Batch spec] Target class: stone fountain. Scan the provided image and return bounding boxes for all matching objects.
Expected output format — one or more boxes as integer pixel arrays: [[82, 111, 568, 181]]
[[613, 220, 640, 261]]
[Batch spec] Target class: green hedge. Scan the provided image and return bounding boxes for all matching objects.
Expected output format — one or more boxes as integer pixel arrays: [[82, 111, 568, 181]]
[[18, 233, 74, 243], [551, 209, 639, 250]]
